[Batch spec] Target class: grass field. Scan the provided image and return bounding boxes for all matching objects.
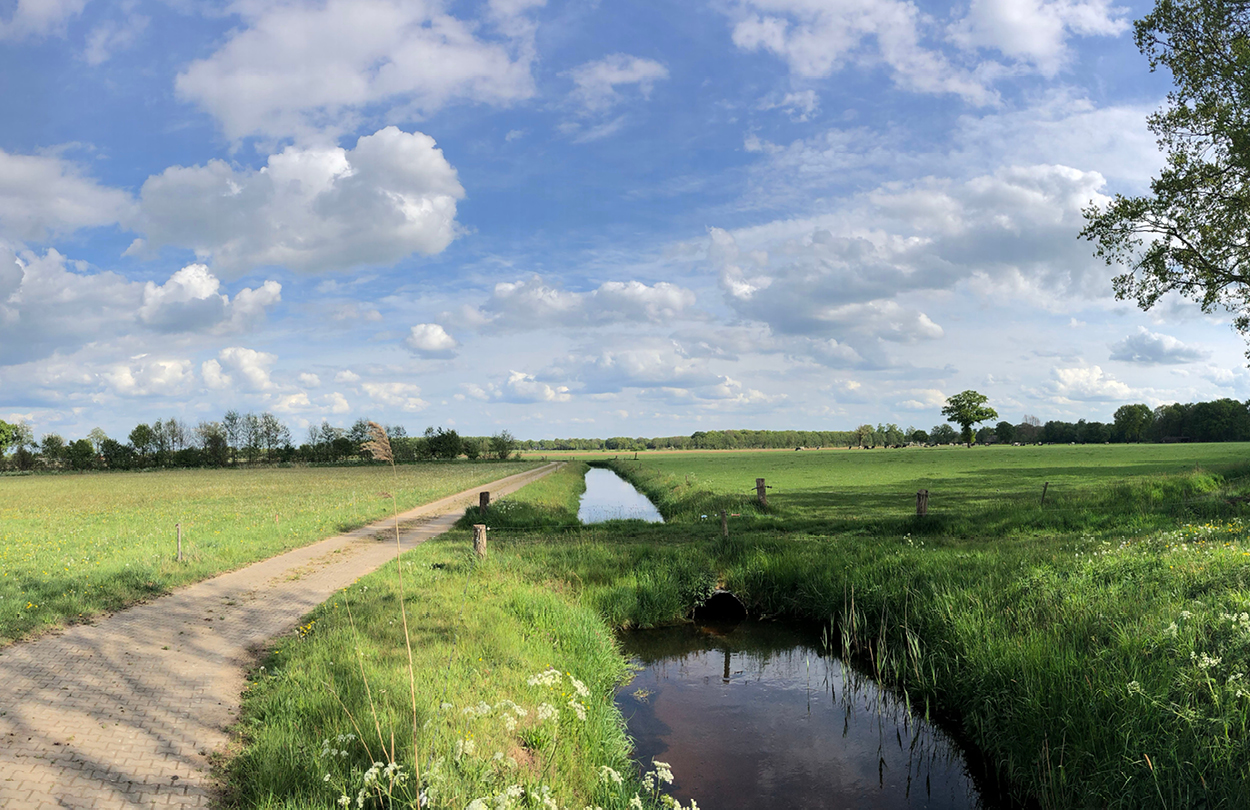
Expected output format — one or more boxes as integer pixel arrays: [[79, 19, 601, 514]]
[[607, 443, 1250, 540], [10, 445, 1250, 807], [225, 444, 1250, 809], [629, 442, 1250, 515], [0, 463, 534, 645]]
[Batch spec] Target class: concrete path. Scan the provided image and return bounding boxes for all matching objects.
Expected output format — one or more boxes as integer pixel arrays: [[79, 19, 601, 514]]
[[0, 463, 560, 809]]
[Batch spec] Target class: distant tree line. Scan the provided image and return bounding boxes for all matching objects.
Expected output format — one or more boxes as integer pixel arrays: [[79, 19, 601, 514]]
[[518, 398, 1250, 451], [0, 413, 520, 472], [4, 396, 1250, 472]]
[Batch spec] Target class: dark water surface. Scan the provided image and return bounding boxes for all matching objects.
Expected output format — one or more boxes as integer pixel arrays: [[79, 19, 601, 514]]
[[616, 622, 1001, 810], [578, 468, 664, 523]]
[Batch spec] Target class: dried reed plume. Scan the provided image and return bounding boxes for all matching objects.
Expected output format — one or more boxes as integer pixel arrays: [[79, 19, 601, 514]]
[[363, 421, 420, 787], [361, 423, 393, 463]]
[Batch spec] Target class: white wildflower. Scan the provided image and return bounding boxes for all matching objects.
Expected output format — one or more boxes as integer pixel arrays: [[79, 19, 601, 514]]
[[629, 795, 644, 810], [1198, 653, 1222, 670], [600, 766, 623, 785], [467, 800, 489, 810], [569, 675, 590, 698], [653, 760, 674, 784], [537, 703, 558, 722], [528, 669, 563, 687], [568, 700, 587, 721]]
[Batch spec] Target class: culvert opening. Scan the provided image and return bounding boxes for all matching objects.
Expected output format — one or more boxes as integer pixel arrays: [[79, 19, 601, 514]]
[[692, 590, 747, 626]]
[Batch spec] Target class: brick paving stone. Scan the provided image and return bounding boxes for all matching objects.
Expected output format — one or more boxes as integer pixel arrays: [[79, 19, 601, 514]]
[[0, 463, 560, 809]]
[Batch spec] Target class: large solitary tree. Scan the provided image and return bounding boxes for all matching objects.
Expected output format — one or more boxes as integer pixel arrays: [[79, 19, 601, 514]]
[[941, 390, 999, 446], [1082, 0, 1250, 358]]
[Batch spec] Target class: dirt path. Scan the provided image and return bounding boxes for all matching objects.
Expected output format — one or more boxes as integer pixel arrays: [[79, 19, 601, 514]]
[[0, 463, 560, 809]]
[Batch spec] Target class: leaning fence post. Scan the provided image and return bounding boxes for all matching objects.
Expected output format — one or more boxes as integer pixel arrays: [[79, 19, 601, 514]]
[[479, 491, 490, 512], [472, 524, 488, 559], [756, 478, 767, 507], [916, 490, 929, 517], [721, 509, 729, 540], [1040, 482, 1049, 507], [176, 522, 183, 562]]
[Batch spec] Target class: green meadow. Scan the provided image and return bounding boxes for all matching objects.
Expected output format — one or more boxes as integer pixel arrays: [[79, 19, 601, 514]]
[[229, 444, 1250, 809], [9, 446, 1250, 807], [0, 463, 534, 645]]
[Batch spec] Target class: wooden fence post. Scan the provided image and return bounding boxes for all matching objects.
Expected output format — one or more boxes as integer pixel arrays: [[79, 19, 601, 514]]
[[756, 478, 767, 508], [916, 490, 929, 517], [472, 524, 488, 559], [176, 522, 183, 562], [1040, 482, 1049, 507], [479, 491, 490, 512], [720, 509, 728, 540]]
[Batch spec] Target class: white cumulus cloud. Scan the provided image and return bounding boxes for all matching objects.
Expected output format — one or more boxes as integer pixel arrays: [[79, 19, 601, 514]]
[[949, 0, 1129, 75], [1045, 365, 1134, 402], [405, 323, 458, 358], [724, 0, 995, 104], [0, 148, 135, 241], [134, 126, 464, 274], [214, 346, 278, 391], [0, 0, 87, 41], [566, 53, 669, 112], [362, 381, 428, 411], [104, 357, 194, 397], [473, 275, 696, 330], [138, 263, 281, 332], [175, 0, 540, 141], [1109, 327, 1210, 365]]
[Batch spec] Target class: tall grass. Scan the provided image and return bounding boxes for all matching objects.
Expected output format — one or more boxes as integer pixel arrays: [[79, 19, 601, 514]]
[[226, 534, 700, 809]]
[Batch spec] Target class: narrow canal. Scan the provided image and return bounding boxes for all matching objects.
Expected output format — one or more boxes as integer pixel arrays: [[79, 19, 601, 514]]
[[578, 468, 664, 524], [616, 622, 1005, 810]]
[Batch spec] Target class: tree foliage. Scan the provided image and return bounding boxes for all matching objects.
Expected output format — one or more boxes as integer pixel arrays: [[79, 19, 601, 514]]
[[941, 390, 999, 445], [489, 430, 517, 460], [1082, 0, 1250, 356]]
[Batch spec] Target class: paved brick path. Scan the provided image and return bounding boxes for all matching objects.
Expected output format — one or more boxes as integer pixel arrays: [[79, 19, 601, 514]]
[[0, 463, 559, 809]]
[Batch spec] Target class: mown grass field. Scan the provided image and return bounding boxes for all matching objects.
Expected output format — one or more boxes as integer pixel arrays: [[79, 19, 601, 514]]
[[631, 442, 1250, 519], [0, 463, 535, 645], [227, 444, 1250, 809]]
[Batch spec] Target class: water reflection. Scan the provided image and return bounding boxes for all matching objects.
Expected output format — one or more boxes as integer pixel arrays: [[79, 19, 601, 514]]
[[578, 468, 664, 524], [617, 622, 1002, 810]]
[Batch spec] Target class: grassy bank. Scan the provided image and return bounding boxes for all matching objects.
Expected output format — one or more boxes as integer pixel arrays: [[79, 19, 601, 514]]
[[457, 462, 588, 531], [227, 446, 1250, 807], [0, 462, 535, 645], [225, 533, 692, 810]]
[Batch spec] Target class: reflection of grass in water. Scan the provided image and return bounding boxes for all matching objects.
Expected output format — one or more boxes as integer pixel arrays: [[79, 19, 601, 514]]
[[619, 622, 983, 805]]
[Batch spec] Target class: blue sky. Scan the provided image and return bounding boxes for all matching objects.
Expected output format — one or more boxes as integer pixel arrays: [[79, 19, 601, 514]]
[[2, 0, 1247, 442]]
